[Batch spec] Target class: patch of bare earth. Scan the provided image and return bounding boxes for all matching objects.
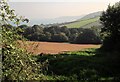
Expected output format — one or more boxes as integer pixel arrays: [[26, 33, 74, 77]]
[[18, 41, 100, 55]]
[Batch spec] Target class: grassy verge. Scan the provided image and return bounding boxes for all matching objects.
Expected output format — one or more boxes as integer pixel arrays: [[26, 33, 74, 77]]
[[33, 48, 120, 81]]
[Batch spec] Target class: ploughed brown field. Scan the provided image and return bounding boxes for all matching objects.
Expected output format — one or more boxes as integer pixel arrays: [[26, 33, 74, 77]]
[[18, 41, 100, 55]]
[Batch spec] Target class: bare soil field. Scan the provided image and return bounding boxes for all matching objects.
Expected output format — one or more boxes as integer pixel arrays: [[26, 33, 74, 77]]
[[18, 41, 100, 55]]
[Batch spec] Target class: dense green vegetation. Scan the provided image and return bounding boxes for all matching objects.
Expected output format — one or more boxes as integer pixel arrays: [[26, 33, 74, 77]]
[[22, 25, 102, 44], [65, 17, 100, 28], [33, 48, 120, 81], [0, 0, 45, 80], [100, 2, 120, 52]]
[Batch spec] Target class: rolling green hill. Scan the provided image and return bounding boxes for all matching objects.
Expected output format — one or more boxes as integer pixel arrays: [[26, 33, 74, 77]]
[[65, 17, 100, 28], [61, 11, 102, 28], [79, 11, 102, 21]]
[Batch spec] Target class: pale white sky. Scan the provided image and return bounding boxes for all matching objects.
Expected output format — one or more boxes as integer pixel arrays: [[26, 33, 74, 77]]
[[9, 0, 119, 3], [9, 0, 119, 19]]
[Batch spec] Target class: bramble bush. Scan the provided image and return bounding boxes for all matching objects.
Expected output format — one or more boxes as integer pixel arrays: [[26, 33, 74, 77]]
[[0, 0, 45, 80]]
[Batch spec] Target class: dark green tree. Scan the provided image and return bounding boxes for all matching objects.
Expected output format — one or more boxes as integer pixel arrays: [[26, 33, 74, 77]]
[[75, 28, 101, 44], [61, 26, 71, 37], [51, 32, 68, 42], [100, 2, 120, 51]]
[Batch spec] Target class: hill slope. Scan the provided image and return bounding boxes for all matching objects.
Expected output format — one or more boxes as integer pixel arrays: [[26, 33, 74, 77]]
[[79, 11, 102, 21], [62, 11, 102, 28], [65, 17, 99, 28]]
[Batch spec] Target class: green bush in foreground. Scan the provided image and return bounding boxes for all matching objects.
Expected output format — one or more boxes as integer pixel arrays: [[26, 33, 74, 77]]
[[35, 48, 120, 81], [0, 0, 45, 80]]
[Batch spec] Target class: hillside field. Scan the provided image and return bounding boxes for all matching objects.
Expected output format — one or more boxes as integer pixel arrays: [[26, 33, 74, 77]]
[[65, 17, 100, 28], [18, 41, 100, 55]]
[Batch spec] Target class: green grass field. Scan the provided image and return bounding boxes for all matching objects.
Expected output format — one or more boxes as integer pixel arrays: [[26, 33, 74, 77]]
[[34, 48, 120, 81], [65, 17, 99, 28]]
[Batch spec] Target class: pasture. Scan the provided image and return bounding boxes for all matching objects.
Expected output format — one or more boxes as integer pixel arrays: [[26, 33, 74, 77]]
[[65, 17, 99, 28]]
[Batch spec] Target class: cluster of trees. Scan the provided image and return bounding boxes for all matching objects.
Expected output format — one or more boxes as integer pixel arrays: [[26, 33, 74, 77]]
[[21, 25, 102, 44], [100, 2, 120, 52]]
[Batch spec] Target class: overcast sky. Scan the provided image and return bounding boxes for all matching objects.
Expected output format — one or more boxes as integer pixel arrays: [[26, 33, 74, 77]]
[[9, 0, 119, 19]]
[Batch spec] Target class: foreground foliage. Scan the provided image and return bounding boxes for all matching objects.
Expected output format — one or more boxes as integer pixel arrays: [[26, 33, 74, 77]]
[[1, 0, 46, 80], [34, 48, 120, 81], [2, 26, 44, 80]]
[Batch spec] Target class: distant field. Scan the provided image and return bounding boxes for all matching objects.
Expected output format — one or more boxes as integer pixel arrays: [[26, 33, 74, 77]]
[[65, 17, 99, 28], [18, 41, 100, 55]]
